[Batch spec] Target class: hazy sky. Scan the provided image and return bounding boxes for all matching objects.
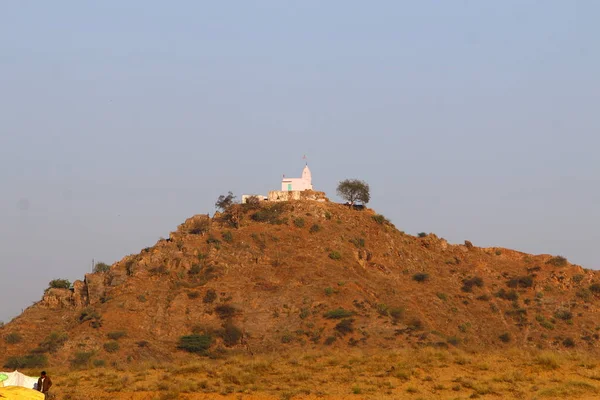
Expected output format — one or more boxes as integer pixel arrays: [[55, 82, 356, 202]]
[[1, 1, 599, 323]]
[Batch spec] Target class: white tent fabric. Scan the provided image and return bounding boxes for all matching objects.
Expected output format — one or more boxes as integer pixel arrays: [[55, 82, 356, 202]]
[[0, 370, 38, 389]]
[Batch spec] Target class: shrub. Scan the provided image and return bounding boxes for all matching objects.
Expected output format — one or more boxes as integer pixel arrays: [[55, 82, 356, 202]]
[[38, 331, 68, 353], [572, 274, 585, 284], [349, 237, 365, 248], [281, 334, 293, 344], [328, 251, 342, 260], [149, 265, 168, 275], [103, 341, 120, 353], [436, 293, 448, 301], [221, 231, 233, 243], [412, 273, 429, 283], [335, 318, 354, 335], [177, 334, 213, 354], [107, 331, 127, 340], [554, 309, 573, 321], [93, 262, 111, 273], [93, 359, 106, 367], [206, 235, 221, 249], [79, 307, 101, 324], [461, 277, 484, 292], [4, 332, 22, 344], [507, 276, 534, 289], [499, 333, 511, 343], [389, 307, 404, 323], [324, 308, 354, 319], [251, 204, 287, 225], [203, 289, 217, 303], [186, 218, 210, 235], [324, 287, 335, 296], [71, 351, 94, 367], [299, 308, 310, 319], [48, 279, 70, 289], [371, 215, 387, 224], [476, 294, 491, 301], [309, 224, 321, 233], [3, 354, 47, 369], [563, 337, 576, 348], [546, 256, 567, 267], [577, 288, 592, 301], [189, 264, 201, 275], [496, 289, 519, 301], [324, 336, 336, 345], [447, 336, 460, 346], [215, 304, 237, 319], [589, 283, 600, 293], [293, 218, 305, 228], [219, 323, 242, 346], [187, 291, 200, 299], [417, 232, 428, 238]]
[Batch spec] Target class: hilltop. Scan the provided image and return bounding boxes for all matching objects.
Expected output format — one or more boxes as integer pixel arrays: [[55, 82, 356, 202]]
[[1, 199, 599, 369]]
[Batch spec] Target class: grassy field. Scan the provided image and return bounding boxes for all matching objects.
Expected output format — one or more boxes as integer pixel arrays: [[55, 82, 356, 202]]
[[20, 348, 600, 399]]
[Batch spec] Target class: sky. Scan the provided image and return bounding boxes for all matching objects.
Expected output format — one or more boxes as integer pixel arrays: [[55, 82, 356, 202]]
[[1, 1, 599, 323]]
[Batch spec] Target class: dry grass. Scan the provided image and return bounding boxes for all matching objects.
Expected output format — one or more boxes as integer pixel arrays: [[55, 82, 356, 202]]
[[18, 348, 600, 399]]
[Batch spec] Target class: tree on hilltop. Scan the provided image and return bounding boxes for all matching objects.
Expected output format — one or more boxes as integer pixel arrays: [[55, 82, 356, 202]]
[[337, 179, 370, 206], [215, 192, 236, 212]]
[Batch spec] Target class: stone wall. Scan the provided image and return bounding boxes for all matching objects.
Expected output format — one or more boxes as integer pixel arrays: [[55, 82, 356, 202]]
[[267, 190, 328, 202]]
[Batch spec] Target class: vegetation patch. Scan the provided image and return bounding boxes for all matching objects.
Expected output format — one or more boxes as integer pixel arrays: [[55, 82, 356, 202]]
[[203, 288, 217, 303], [293, 217, 305, 228], [48, 279, 70, 289], [546, 256, 568, 267], [221, 231, 233, 243], [219, 322, 243, 346], [215, 304, 237, 319], [103, 341, 120, 353], [71, 351, 94, 368], [37, 331, 68, 353], [251, 204, 288, 225], [309, 224, 321, 233], [334, 318, 354, 335], [107, 331, 127, 340], [412, 273, 429, 283], [3, 354, 47, 369], [324, 308, 354, 319], [177, 334, 213, 354], [507, 275, 534, 288], [496, 289, 519, 301], [4, 332, 22, 344], [349, 237, 365, 248], [461, 276, 484, 292], [328, 251, 342, 260]]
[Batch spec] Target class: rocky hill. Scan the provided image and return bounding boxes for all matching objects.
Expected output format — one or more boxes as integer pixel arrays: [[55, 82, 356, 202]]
[[2, 199, 599, 368]]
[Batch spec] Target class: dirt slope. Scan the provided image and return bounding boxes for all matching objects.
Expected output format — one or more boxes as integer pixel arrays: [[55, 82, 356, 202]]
[[1, 200, 599, 368]]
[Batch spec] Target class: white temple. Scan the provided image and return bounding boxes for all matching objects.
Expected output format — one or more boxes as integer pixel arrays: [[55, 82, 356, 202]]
[[281, 165, 313, 191]]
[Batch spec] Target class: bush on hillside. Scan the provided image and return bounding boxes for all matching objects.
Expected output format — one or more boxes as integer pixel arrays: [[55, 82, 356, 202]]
[[219, 322, 242, 346], [417, 232, 428, 238], [186, 218, 210, 235], [499, 333, 511, 343], [71, 351, 94, 368], [496, 289, 519, 301], [251, 204, 287, 225], [221, 231, 233, 243], [349, 237, 365, 248], [461, 276, 484, 292], [328, 251, 342, 260], [215, 304, 237, 319], [371, 214, 388, 224], [48, 279, 70, 289], [103, 341, 120, 353], [323, 308, 354, 319], [335, 318, 354, 335], [93, 262, 111, 273], [203, 289, 217, 304], [554, 309, 573, 321], [177, 334, 213, 354], [3, 354, 47, 369], [589, 283, 600, 293], [187, 291, 200, 299], [4, 332, 22, 344], [309, 224, 321, 233], [546, 256, 567, 267], [507, 276, 534, 289], [412, 273, 429, 283], [293, 218, 305, 228], [107, 331, 127, 340], [37, 331, 68, 353], [563, 337, 576, 348]]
